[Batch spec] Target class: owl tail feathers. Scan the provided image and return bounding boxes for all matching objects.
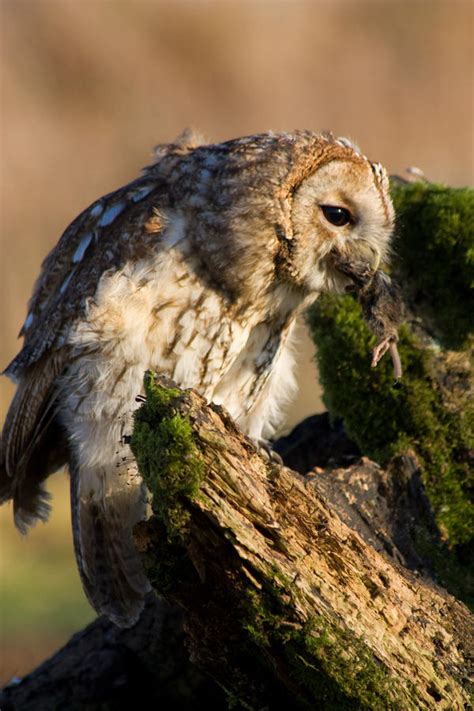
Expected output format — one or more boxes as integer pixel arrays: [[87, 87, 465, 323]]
[[71, 482, 151, 628], [13, 485, 52, 535], [0, 437, 52, 534]]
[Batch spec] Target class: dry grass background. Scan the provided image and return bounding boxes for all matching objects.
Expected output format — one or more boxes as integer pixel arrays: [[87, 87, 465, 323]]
[[0, 0, 472, 684]]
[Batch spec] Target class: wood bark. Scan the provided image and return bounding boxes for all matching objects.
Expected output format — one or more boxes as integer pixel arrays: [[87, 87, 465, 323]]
[[3, 383, 472, 710]]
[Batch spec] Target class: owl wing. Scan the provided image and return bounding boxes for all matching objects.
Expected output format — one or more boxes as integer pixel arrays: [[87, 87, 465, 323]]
[[1, 173, 168, 528], [6, 177, 165, 378], [0, 352, 69, 530], [2, 129, 214, 527]]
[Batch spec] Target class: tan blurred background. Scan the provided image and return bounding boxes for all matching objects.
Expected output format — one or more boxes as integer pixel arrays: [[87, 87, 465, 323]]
[[1, 0, 473, 684]]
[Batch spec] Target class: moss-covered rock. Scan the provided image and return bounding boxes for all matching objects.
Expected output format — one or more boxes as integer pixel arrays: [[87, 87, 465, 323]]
[[306, 182, 474, 553], [390, 181, 474, 350]]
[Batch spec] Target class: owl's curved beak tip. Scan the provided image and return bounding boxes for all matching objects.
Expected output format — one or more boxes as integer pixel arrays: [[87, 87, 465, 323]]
[[368, 249, 381, 272]]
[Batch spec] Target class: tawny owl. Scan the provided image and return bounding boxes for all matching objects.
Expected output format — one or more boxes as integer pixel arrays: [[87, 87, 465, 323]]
[[0, 130, 395, 627]]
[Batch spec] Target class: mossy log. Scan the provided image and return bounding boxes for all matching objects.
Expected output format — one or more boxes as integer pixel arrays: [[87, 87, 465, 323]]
[[2, 377, 472, 710], [131, 374, 472, 710], [0, 375, 474, 711]]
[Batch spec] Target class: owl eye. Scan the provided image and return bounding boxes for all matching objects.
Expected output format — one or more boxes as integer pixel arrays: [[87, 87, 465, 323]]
[[320, 205, 353, 227]]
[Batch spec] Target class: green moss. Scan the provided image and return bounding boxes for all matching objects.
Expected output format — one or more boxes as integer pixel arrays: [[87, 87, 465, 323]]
[[241, 570, 415, 710], [305, 182, 474, 552], [414, 527, 474, 610], [131, 371, 204, 542], [307, 294, 473, 547], [390, 182, 474, 350]]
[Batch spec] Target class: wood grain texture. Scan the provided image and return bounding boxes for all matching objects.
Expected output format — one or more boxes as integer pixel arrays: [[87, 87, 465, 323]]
[[134, 378, 473, 710]]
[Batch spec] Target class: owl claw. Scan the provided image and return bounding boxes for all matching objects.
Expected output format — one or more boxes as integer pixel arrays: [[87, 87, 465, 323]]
[[252, 438, 284, 465]]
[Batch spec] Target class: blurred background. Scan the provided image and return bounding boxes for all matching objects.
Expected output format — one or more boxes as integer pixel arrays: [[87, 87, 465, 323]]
[[0, 0, 472, 685]]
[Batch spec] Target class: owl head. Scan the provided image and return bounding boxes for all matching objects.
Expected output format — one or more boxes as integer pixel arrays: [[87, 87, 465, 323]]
[[153, 131, 394, 305], [287, 135, 394, 295]]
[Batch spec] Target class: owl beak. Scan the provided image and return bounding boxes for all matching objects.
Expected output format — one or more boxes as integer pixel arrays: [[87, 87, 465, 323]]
[[368, 249, 381, 272], [326, 242, 385, 295], [355, 242, 381, 273]]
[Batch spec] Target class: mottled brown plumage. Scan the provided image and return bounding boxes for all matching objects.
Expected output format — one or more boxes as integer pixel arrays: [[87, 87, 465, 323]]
[[1, 130, 396, 626]]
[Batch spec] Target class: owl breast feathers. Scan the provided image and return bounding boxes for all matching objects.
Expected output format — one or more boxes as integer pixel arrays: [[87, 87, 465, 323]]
[[0, 130, 394, 626]]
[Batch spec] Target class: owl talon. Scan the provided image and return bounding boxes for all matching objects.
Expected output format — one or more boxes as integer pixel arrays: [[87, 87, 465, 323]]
[[252, 438, 284, 465]]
